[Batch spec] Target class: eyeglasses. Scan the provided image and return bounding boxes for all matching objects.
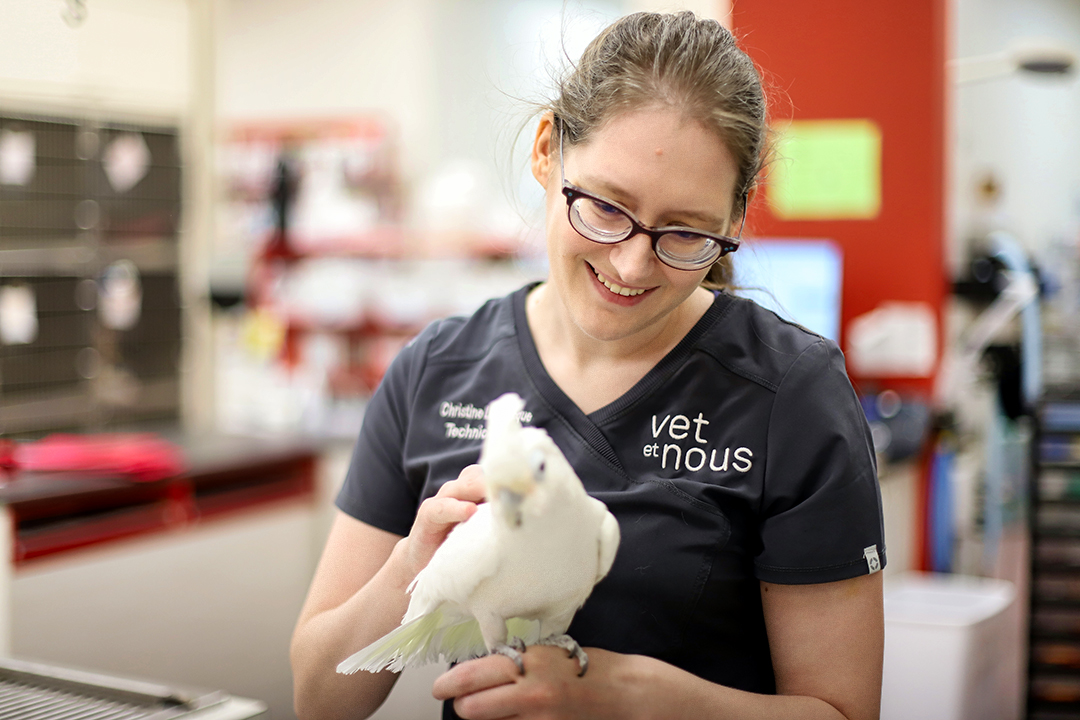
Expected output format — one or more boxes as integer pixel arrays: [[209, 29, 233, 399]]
[[558, 123, 744, 271]]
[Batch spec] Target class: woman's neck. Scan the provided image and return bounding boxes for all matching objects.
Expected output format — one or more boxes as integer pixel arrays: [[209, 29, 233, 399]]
[[525, 283, 714, 414]]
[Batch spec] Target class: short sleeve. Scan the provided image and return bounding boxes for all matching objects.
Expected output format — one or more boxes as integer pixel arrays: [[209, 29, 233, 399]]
[[755, 339, 885, 584], [334, 323, 437, 537]]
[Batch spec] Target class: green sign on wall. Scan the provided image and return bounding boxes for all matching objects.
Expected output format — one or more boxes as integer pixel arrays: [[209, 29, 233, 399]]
[[767, 119, 882, 220]]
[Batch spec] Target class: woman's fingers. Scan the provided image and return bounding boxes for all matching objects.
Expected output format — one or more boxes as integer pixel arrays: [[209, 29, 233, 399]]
[[403, 465, 487, 577], [438, 464, 487, 503], [453, 685, 521, 720], [434, 648, 592, 719], [417, 465, 485, 537], [417, 496, 478, 535], [432, 654, 520, 701]]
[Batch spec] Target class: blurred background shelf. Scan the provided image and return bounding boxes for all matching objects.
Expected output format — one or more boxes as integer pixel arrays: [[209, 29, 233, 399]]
[[1031, 397, 1080, 717]]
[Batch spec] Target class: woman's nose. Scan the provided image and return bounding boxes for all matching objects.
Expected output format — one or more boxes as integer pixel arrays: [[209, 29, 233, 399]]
[[607, 232, 657, 283]]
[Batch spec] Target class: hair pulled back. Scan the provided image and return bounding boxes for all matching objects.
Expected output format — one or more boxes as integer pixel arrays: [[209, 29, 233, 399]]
[[545, 11, 768, 289]]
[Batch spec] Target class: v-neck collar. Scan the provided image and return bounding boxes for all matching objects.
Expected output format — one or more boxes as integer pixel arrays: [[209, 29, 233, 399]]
[[512, 283, 734, 470]]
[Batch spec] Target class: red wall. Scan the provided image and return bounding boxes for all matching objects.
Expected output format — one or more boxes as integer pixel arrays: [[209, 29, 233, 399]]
[[733, 0, 948, 395]]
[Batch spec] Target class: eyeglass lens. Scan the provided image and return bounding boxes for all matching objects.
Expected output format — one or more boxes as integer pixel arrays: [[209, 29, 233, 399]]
[[569, 195, 721, 265]]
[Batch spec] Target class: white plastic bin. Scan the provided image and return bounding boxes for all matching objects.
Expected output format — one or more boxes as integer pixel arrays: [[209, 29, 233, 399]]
[[881, 572, 1016, 720]]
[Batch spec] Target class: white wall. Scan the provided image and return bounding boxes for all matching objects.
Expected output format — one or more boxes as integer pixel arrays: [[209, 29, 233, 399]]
[[949, 0, 1080, 273], [0, 0, 190, 118], [216, 0, 636, 204], [217, 0, 438, 185], [216, 0, 723, 210]]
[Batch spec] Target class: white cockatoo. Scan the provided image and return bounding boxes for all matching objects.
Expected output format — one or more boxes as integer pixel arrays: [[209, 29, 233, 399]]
[[337, 392, 620, 676]]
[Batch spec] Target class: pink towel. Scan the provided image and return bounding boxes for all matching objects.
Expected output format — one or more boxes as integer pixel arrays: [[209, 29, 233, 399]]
[[6, 434, 186, 482]]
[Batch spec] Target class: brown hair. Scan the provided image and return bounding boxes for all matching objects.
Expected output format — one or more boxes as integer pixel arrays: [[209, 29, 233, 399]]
[[544, 11, 769, 289]]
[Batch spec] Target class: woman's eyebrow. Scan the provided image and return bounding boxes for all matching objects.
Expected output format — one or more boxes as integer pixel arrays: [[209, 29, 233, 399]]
[[575, 173, 727, 228], [663, 209, 727, 228]]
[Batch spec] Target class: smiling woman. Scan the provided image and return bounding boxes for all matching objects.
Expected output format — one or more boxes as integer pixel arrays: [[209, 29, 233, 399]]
[[291, 11, 885, 720], [528, 108, 738, 367]]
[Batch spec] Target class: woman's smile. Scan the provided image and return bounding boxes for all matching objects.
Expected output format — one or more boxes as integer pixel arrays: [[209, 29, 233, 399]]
[[589, 263, 652, 303]]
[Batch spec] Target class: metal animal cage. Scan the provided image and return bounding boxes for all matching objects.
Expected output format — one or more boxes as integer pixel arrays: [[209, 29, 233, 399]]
[[0, 657, 265, 720], [0, 109, 183, 436]]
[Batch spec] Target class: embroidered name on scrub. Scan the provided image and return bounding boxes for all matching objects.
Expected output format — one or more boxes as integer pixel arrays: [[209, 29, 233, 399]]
[[645, 413, 753, 473], [444, 422, 487, 440], [440, 401, 489, 420], [440, 400, 533, 439]]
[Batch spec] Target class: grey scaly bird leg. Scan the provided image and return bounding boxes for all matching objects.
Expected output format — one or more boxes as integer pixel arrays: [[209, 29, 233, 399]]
[[491, 642, 525, 674], [537, 634, 589, 676], [478, 613, 525, 674]]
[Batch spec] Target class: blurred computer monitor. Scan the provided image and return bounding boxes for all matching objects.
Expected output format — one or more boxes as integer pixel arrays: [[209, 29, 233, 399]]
[[732, 238, 843, 343]]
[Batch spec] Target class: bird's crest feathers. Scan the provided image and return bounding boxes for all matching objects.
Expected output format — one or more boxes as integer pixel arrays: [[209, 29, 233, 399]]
[[482, 393, 525, 445]]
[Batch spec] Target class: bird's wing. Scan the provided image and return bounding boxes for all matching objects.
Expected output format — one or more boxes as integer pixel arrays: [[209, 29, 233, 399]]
[[404, 503, 501, 621], [594, 502, 621, 584]]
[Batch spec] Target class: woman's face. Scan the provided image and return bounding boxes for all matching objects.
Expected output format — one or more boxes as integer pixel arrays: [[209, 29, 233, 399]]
[[532, 107, 740, 345]]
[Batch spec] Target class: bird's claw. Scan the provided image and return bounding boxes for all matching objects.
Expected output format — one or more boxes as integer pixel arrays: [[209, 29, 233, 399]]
[[537, 634, 589, 677], [492, 642, 525, 674]]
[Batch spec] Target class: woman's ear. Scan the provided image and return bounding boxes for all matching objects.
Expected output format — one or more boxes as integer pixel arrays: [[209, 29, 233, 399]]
[[745, 185, 759, 207], [739, 185, 759, 229], [530, 113, 556, 187]]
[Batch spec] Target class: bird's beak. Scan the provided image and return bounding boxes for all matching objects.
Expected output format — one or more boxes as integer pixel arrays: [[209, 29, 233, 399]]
[[497, 487, 525, 528]]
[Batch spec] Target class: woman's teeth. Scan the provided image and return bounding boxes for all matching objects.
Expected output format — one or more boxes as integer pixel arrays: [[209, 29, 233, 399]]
[[594, 269, 646, 297]]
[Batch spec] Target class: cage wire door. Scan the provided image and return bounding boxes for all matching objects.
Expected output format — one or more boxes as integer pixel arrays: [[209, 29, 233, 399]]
[[0, 110, 182, 436]]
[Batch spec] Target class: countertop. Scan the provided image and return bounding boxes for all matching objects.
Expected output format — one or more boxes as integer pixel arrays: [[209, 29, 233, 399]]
[[0, 432, 324, 565]]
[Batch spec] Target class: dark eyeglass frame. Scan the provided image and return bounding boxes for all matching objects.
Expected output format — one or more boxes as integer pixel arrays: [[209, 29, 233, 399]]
[[557, 122, 745, 271]]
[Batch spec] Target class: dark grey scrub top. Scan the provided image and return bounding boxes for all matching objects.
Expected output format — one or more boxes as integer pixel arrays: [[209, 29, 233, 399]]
[[336, 283, 885, 700]]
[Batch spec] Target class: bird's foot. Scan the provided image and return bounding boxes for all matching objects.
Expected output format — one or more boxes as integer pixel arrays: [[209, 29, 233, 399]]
[[491, 641, 525, 674], [537, 634, 588, 676]]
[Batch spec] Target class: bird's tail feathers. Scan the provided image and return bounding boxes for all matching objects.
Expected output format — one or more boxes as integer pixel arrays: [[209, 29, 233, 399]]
[[432, 617, 485, 664], [337, 611, 446, 675], [336, 612, 542, 675]]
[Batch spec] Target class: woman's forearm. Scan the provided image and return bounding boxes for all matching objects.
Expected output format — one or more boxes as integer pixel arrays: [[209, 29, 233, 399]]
[[634, 655, 856, 720], [290, 539, 415, 720]]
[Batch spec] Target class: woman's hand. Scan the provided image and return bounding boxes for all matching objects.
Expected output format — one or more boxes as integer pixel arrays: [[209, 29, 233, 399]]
[[399, 464, 487, 581], [433, 646, 646, 720]]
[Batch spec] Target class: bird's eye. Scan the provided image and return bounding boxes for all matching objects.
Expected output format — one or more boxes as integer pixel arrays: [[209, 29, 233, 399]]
[[530, 449, 547, 481]]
